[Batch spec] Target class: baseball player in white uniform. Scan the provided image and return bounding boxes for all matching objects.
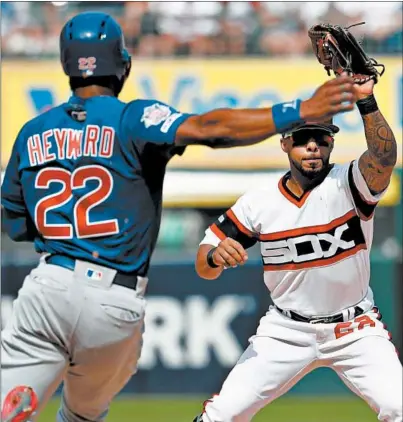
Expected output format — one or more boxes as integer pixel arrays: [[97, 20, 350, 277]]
[[192, 80, 402, 422]]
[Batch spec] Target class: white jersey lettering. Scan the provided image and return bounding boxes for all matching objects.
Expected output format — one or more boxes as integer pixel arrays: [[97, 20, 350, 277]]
[[200, 161, 387, 316]]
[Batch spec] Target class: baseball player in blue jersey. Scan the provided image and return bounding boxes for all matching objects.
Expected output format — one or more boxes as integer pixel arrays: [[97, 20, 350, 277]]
[[1, 11, 358, 422]]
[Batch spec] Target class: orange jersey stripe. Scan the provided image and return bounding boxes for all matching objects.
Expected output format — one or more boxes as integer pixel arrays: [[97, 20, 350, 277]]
[[278, 176, 312, 208], [259, 209, 356, 241], [226, 209, 255, 237], [210, 223, 227, 241]]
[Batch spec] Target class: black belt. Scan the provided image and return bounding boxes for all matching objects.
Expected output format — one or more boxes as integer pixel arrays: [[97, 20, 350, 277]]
[[276, 305, 364, 324], [45, 254, 139, 291]]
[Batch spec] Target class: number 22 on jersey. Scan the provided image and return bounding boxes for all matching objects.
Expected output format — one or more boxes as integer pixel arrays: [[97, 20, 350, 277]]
[[34, 165, 119, 239]]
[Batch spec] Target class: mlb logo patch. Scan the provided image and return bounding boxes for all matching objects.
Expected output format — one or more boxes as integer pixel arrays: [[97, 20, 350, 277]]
[[86, 268, 103, 281], [141, 103, 171, 128]]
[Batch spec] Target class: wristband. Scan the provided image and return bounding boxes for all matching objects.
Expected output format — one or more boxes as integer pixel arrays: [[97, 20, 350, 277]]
[[272, 99, 304, 132], [206, 247, 219, 268], [356, 95, 378, 116]]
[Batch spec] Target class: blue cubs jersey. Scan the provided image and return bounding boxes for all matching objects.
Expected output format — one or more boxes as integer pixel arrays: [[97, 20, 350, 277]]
[[1, 96, 193, 275]]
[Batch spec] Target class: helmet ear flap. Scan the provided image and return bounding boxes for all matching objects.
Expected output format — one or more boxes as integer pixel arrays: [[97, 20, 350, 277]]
[[119, 48, 131, 82], [124, 53, 132, 80]]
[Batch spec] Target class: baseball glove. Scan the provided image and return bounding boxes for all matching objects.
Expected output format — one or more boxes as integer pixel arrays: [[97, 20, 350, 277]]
[[308, 22, 385, 84]]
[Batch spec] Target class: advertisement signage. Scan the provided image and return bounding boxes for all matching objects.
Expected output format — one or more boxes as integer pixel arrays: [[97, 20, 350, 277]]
[[2, 58, 402, 170]]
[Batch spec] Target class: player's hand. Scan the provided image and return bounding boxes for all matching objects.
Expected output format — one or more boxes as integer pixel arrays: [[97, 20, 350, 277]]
[[212, 238, 248, 268], [353, 79, 375, 101], [300, 75, 357, 121]]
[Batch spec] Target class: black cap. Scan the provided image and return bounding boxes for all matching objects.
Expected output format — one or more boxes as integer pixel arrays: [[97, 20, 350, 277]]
[[282, 120, 340, 138]]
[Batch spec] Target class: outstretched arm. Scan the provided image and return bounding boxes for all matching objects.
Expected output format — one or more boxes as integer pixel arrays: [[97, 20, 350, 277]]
[[175, 75, 357, 148], [357, 81, 397, 195]]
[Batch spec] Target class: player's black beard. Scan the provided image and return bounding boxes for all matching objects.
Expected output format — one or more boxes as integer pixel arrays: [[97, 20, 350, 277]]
[[293, 157, 330, 181]]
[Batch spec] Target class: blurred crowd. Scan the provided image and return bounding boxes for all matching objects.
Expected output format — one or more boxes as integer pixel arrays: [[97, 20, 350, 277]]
[[1, 1, 402, 58]]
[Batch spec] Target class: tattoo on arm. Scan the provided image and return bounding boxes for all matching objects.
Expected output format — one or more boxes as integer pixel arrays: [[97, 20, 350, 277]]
[[358, 110, 397, 194]]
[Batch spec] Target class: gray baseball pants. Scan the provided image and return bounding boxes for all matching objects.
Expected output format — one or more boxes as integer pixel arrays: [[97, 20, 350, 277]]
[[1, 256, 147, 421]]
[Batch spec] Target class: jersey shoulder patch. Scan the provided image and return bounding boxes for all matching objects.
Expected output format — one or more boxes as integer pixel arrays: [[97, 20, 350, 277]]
[[140, 103, 172, 128]]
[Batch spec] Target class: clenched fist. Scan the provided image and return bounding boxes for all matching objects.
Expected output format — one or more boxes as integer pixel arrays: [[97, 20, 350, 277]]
[[211, 238, 248, 268]]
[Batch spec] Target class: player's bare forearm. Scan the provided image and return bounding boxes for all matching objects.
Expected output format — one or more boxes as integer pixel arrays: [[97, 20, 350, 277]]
[[358, 110, 397, 194], [196, 239, 248, 280], [196, 245, 224, 280], [176, 108, 278, 148], [175, 76, 357, 148]]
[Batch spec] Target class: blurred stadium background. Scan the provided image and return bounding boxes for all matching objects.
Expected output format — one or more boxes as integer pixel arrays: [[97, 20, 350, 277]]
[[1, 1, 402, 421]]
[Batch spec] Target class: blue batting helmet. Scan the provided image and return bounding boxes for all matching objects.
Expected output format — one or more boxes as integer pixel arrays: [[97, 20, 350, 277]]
[[60, 12, 131, 80]]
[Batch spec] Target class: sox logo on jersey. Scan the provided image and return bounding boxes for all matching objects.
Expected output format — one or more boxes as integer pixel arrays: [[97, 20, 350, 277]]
[[201, 162, 381, 316], [261, 212, 366, 270]]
